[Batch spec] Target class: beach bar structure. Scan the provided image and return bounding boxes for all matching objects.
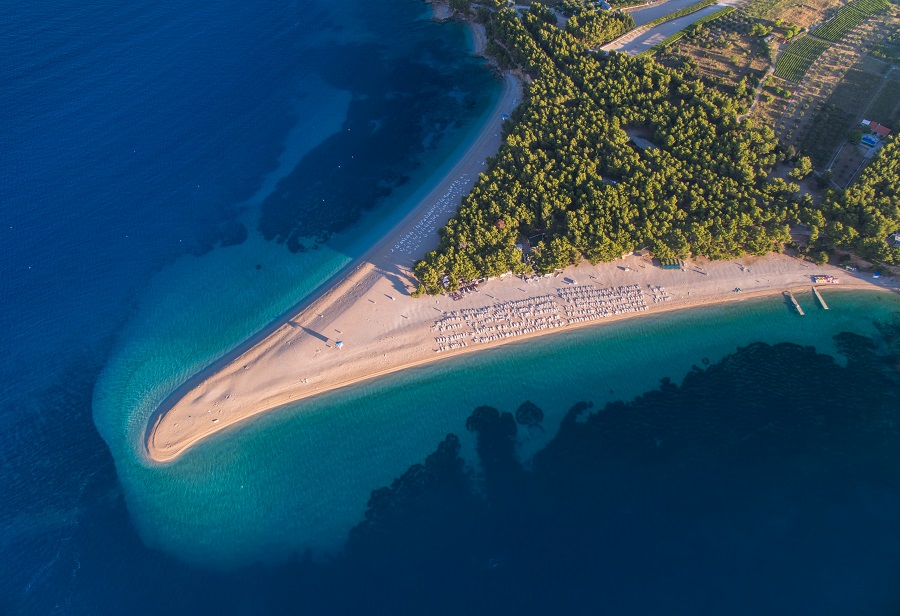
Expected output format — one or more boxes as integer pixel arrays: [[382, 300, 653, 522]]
[[659, 258, 684, 270]]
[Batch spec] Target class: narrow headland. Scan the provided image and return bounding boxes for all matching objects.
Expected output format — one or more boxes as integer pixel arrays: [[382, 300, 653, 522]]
[[145, 11, 898, 463], [146, 215, 892, 462]]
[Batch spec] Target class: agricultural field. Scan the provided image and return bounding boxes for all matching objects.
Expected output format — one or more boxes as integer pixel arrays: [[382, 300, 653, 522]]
[[811, 0, 891, 41], [641, 6, 736, 54], [650, 0, 897, 180], [653, 9, 772, 94], [807, 20, 900, 159], [773, 35, 831, 81], [833, 59, 892, 111], [754, 0, 898, 169], [744, 0, 844, 29], [869, 28, 900, 62], [800, 66, 878, 165], [769, 13, 894, 160], [865, 70, 900, 128], [830, 143, 872, 188], [749, 74, 794, 127]]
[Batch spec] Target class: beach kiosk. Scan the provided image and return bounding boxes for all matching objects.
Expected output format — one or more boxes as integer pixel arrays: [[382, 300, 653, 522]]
[[659, 258, 684, 270]]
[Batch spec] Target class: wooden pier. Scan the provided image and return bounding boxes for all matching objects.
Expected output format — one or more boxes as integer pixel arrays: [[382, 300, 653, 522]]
[[812, 286, 829, 310], [784, 291, 805, 316]]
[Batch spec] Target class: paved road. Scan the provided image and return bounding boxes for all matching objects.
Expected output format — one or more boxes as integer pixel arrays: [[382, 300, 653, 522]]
[[605, 4, 725, 54], [627, 0, 709, 27]]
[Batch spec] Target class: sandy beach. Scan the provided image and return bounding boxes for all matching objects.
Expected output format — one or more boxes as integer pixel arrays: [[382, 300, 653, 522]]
[[147, 233, 894, 462], [144, 65, 895, 462], [145, 68, 521, 461]]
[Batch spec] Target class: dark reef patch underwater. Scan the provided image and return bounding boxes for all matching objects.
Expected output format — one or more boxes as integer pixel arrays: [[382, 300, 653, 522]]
[[257, 36, 489, 252], [5, 318, 900, 615], [334, 330, 900, 615], [17, 0, 900, 613]]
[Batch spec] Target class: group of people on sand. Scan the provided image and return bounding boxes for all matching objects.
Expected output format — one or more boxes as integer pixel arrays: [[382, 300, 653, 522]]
[[391, 175, 471, 256], [558, 284, 648, 321], [430, 284, 653, 351]]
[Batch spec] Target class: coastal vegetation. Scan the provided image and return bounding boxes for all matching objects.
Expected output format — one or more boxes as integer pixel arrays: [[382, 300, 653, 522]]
[[566, 7, 635, 46], [413, 2, 900, 293], [415, 6, 793, 292], [815, 137, 900, 264]]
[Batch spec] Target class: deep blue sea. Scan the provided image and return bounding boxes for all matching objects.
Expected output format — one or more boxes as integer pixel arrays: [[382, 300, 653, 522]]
[[3, 1, 900, 614]]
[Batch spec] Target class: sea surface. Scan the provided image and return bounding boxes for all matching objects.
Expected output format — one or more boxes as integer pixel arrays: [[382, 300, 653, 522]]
[[2, 0, 900, 614]]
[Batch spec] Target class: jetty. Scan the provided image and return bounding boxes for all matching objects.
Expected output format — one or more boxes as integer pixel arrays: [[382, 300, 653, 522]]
[[784, 291, 805, 316], [812, 286, 829, 310]]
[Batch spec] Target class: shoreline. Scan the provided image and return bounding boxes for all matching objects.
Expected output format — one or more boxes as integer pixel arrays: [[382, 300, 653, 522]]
[[143, 12, 896, 464], [145, 67, 523, 462], [147, 244, 895, 462]]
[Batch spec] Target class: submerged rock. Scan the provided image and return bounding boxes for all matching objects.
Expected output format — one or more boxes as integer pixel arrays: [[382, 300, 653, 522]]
[[515, 400, 544, 426]]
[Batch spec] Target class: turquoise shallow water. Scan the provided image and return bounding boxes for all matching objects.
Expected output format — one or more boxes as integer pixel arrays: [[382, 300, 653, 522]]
[[10, 0, 899, 609], [91, 7, 506, 566], [102, 288, 900, 566]]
